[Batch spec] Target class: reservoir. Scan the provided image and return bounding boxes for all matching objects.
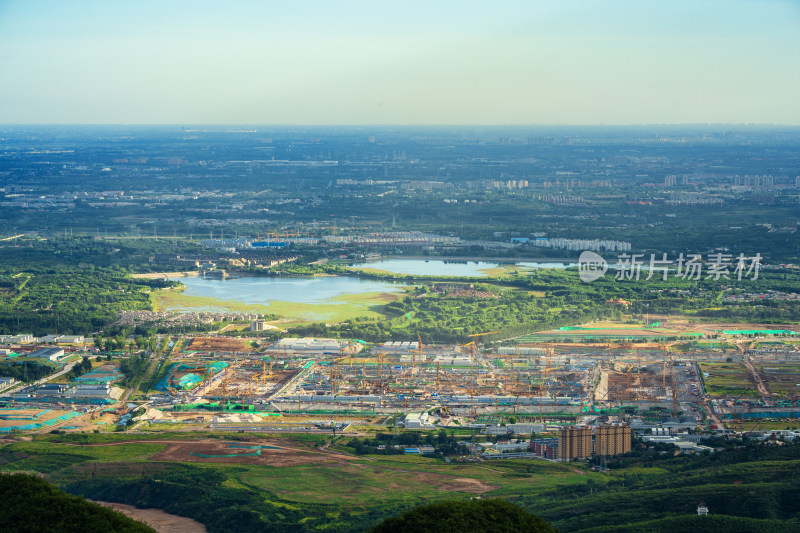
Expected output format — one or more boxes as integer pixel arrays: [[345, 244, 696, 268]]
[[349, 258, 576, 276], [161, 259, 575, 318], [177, 275, 406, 306]]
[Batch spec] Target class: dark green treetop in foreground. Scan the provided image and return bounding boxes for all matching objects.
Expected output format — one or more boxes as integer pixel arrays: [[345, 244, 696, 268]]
[[0, 473, 155, 533], [370, 498, 558, 533]]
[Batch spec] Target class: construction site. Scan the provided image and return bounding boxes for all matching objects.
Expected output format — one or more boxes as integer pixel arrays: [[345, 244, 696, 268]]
[[594, 360, 694, 403], [143, 331, 708, 426], [3, 321, 798, 434], [132, 321, 799, 430]]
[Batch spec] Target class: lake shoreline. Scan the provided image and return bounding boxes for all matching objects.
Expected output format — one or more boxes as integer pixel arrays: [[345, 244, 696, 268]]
[[358, 255, 578, 263]]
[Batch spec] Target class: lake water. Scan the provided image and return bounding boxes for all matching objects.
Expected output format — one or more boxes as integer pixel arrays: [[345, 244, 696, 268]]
[[171, 259, 576, 309], [177, 275, 406, 306], [350, 259, 576, 276]]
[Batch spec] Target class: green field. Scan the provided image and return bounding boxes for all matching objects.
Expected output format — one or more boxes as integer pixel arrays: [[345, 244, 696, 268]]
[[0, 433, 602, 532], [757, 364, 800, 398], [0, 440, 165, 473], [235, 454, 599, 506], [699, 362, 758, 398], [2, 431, 800, 533]]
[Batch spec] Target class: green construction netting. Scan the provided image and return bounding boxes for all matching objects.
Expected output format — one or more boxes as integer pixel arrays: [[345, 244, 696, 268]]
[[177, 373, 203, 390], [0, 411, 81, 432], [206, 361, 229, 373]]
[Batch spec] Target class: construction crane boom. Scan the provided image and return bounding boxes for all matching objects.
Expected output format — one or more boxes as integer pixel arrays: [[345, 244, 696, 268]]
[[467, 331, 500, 339]]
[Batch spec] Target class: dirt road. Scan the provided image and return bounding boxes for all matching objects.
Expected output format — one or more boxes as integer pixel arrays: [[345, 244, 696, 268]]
[[94, 501, 207, 533], [743, 357, 771, 398]]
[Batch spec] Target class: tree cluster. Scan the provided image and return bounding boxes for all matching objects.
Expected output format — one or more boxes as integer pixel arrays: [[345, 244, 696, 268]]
[[0, 473, 155, 533]]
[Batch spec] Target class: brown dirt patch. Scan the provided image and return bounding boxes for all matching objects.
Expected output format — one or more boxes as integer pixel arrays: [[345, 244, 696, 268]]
[[435, 476, 498, 494], [94, 501, 207, 533], [187, 337, 249, 353], [387, 470, 497, 495]]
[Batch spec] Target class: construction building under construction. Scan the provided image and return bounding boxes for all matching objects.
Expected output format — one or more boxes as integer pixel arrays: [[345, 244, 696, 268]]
[[595, 362, 674, 403]]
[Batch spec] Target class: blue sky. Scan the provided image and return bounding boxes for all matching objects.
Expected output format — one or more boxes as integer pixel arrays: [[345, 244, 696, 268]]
[[0, 0, 798, 124]]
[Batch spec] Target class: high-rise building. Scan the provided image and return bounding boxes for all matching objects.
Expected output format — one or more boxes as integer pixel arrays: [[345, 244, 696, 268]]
[[595, 424, 632, 456], [558, 426, 592, 460]]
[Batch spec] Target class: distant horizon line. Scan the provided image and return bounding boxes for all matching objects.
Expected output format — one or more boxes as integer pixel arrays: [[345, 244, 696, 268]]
[[1, 122, 800, 128]]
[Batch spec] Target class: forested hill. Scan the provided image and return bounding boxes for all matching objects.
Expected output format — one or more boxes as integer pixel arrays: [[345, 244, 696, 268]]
[[0, 473, 155, 533], [0, 237, 186, 335], [523, 439, 800, 532], [370, 499, 558, 533]]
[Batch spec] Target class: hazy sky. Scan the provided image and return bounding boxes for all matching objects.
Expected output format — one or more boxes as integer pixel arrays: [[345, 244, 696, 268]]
[[1, 0, 799, 125]]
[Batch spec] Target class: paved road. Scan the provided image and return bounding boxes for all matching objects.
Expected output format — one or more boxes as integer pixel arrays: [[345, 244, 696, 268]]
[[3, 361, 77, 396]]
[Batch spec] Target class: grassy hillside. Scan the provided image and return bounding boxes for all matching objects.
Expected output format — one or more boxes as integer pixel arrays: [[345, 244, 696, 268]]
[[1, 431, 799, 532], [524, 442, 800, 532]]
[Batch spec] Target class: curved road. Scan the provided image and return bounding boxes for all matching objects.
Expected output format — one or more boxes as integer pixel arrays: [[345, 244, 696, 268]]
[[3, 361, 77, 396]]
